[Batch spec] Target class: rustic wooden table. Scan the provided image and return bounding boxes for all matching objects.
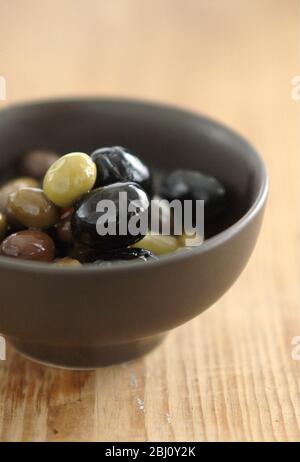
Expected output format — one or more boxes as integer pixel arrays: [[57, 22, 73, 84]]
[[0, 0, 299, 442]]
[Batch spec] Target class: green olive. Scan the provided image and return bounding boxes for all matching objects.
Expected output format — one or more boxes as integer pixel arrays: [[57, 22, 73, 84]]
[[0, 177, 39, 214], [53, 257, 81, 267], [0, 212, 7, 241], [131, 233, 179, 255], [178, 232, 203, 247], [7, 187, 59, 228], [43, 152, 97, 207]]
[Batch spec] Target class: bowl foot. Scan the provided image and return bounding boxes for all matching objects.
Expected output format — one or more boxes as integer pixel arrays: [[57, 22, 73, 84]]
[[10, 335, 166, 370]]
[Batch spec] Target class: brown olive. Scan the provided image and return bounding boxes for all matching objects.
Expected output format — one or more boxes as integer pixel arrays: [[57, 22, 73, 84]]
[[20, 149, 60, 179], [0, 230, 55, 262], [7, 187, 59, 228], [53, 257, 81, 267], [0, 212, 7, 241], [0, 177, 39, 214], [55, 208, 73, 243]]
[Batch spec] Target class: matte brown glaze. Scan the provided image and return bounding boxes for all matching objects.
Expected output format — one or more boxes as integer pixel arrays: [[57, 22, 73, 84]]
[[0, 98, 268, 369]]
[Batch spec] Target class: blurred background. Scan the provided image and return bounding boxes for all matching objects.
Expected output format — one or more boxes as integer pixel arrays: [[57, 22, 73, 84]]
[[0, 0, 299, 442], [0, 1, 297, 123]]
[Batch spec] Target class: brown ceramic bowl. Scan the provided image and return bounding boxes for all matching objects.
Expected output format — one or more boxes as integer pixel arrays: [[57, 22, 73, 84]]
[[0, 98, 268, 369]]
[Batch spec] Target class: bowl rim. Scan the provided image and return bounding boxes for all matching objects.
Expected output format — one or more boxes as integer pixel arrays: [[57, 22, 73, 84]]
[[0, 96, 269, 274]]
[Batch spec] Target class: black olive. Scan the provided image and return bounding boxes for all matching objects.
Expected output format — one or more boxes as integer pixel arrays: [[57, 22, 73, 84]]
[[70, 244, 156, 264], [93, 247, 157, 265], [160, 169, 228, 233], [91, 146, 153, 196], [71, 182, 149, 250], [69, 242, 101, 263]]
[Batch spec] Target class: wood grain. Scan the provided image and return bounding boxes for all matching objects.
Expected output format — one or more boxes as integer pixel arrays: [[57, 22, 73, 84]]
[[0, 0, 299, 442]]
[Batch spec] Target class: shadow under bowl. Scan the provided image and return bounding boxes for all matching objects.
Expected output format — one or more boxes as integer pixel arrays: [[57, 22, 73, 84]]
[[0, 98, 268, 368]]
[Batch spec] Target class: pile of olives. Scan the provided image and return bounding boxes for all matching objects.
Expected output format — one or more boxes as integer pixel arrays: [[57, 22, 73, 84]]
[[0, 146, 228, 267]]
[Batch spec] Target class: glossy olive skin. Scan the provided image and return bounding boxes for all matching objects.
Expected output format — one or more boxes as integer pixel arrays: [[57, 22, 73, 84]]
[[55, 208, 73, 243], [69, 243, 156, 264], [0, 177, 39, 214], [20, 149, 60, 179], [0, 212, 7, 241], [93, 248, 157, 266], [0, 230, 55, 262], [7, 187, 59, 228], [43, 152, 97, 207], [160, 169, 227, 231], [71, 182, 149, 250], [91, 146, 153, 196]]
